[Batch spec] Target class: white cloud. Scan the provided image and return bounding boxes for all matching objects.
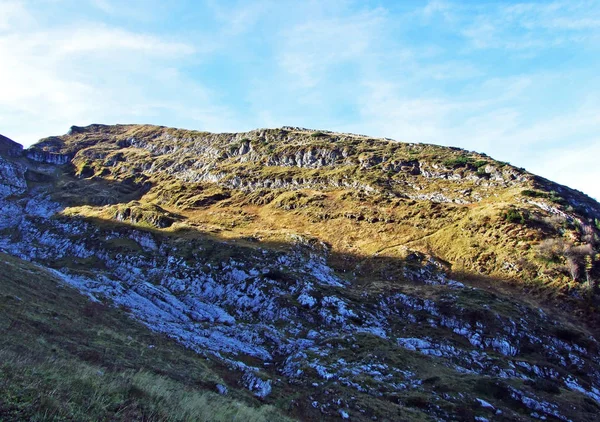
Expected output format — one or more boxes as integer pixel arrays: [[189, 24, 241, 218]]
[[0, 7, 231, 145], [90, 0, 115, 14], [205, 0, 269, 37], [423, 0, 451, 17], [460, 0, 600, 50], [89, 0, 168, 20], [528, 140, 600, 200], [0, 0, 33, 31], [55, 25, 196, 56], [420, 0, 458, 23]]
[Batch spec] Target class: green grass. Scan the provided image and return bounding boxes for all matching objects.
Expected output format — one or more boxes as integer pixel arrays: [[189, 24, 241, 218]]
[[0, 353, 284, 422], [442, 156, 472, 168], [521, 189, 566, 205], [503, 208, 527, 224], [0, 253, 291, 422]]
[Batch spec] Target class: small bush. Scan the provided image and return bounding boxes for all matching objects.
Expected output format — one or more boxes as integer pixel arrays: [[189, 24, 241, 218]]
[[474, 378, 511, 399], [537, 238, 567, 262], [525, 378, 561, 394], [477, 166, 488, 176], [404, 395, 430, 409], [443, 156, 471, 168], [310, 131, 327, 138], [522, 189, 546, 198], [503, 208, 527, 224], [521, 189, 565, 204], [549, 191, 566, 205]]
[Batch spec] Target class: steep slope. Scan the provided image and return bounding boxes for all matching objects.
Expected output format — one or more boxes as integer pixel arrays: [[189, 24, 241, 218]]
[[1, 125, 600, 421], [30, 125, 600, 293], [0, 252, 288, 421]]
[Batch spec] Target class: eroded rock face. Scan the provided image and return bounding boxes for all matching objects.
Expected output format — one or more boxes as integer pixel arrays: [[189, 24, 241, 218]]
[[268, 146, 348, 168], [0, 156, 26, 199], [22, 124, 540, 206], [0, 134, 23, 157], [26, 150, 72, 165], [0, 147, 28, 228]]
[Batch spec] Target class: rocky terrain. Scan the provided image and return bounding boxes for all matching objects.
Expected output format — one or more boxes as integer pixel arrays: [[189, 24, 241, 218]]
[[1, 124, 600, 421]]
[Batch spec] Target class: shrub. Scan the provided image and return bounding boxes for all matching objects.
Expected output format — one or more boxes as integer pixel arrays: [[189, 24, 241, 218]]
[[521, 189, 565, 204], [503, 208, 527, 224], [525, 378, 561, 394], [477, 166, 488, 176], [310, 131, 327, 138], [522, 189, 546, 198], [537, 238, 567, 262], [443, 156, 471, 168], [564, 244, 595, 282], [549, 191, 566, 205]]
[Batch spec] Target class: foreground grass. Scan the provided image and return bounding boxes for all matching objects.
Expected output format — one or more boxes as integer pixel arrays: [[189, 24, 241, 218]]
[[0, 352, 283, 422], [0, 253, 290, 422]]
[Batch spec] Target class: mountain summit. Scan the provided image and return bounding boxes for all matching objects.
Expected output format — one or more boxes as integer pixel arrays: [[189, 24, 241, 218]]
[[1, 124, 600, 421], [0, 134, 23, 157]]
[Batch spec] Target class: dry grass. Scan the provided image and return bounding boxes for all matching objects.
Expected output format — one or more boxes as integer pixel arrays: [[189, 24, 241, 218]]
[[30, 123, 600, 320]]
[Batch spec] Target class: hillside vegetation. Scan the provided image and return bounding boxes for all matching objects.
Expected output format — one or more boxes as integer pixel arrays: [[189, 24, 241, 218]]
[[1, 124, 600, 421], [33, 124, 600, 311]]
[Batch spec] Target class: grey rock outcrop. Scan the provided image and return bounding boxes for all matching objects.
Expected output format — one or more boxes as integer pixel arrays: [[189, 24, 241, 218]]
[[0, 134, 23, 157]]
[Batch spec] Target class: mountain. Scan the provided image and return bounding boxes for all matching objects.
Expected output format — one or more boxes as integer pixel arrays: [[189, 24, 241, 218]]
[[1, 124, 600, 421]]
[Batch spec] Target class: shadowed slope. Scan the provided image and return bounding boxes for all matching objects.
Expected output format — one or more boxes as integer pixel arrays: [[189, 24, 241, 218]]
[[0, 252, 290, 422]]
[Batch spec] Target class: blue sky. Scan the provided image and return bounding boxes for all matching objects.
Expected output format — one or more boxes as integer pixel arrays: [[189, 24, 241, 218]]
[[1, 0, 599, 198]]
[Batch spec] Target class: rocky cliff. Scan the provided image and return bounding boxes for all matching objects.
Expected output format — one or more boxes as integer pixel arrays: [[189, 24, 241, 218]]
[[1, 124, 600, 421]]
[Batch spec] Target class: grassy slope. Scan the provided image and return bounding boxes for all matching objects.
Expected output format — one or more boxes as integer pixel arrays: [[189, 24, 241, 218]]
[[0, 253, 290, 422], [5, 123, 600, 420], [30, 124, 600, 323]]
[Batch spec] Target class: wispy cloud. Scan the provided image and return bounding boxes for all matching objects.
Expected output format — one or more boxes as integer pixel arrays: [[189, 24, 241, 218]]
[[459, 0, 600, 50], [277, 8, 387, 88], [527, 139, 600, 199], [0, 4, 235, 144], [0, 0, 33, 31]]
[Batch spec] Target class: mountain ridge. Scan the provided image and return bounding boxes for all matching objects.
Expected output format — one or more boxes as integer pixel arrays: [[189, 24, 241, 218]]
[[22, 124, 600, 288]]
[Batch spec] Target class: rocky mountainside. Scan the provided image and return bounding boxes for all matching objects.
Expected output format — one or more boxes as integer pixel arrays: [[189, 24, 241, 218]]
[[1, 124, 600, 421]]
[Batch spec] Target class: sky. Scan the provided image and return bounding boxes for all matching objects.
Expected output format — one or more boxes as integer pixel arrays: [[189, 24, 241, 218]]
[[1, 0, 599, 199]]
